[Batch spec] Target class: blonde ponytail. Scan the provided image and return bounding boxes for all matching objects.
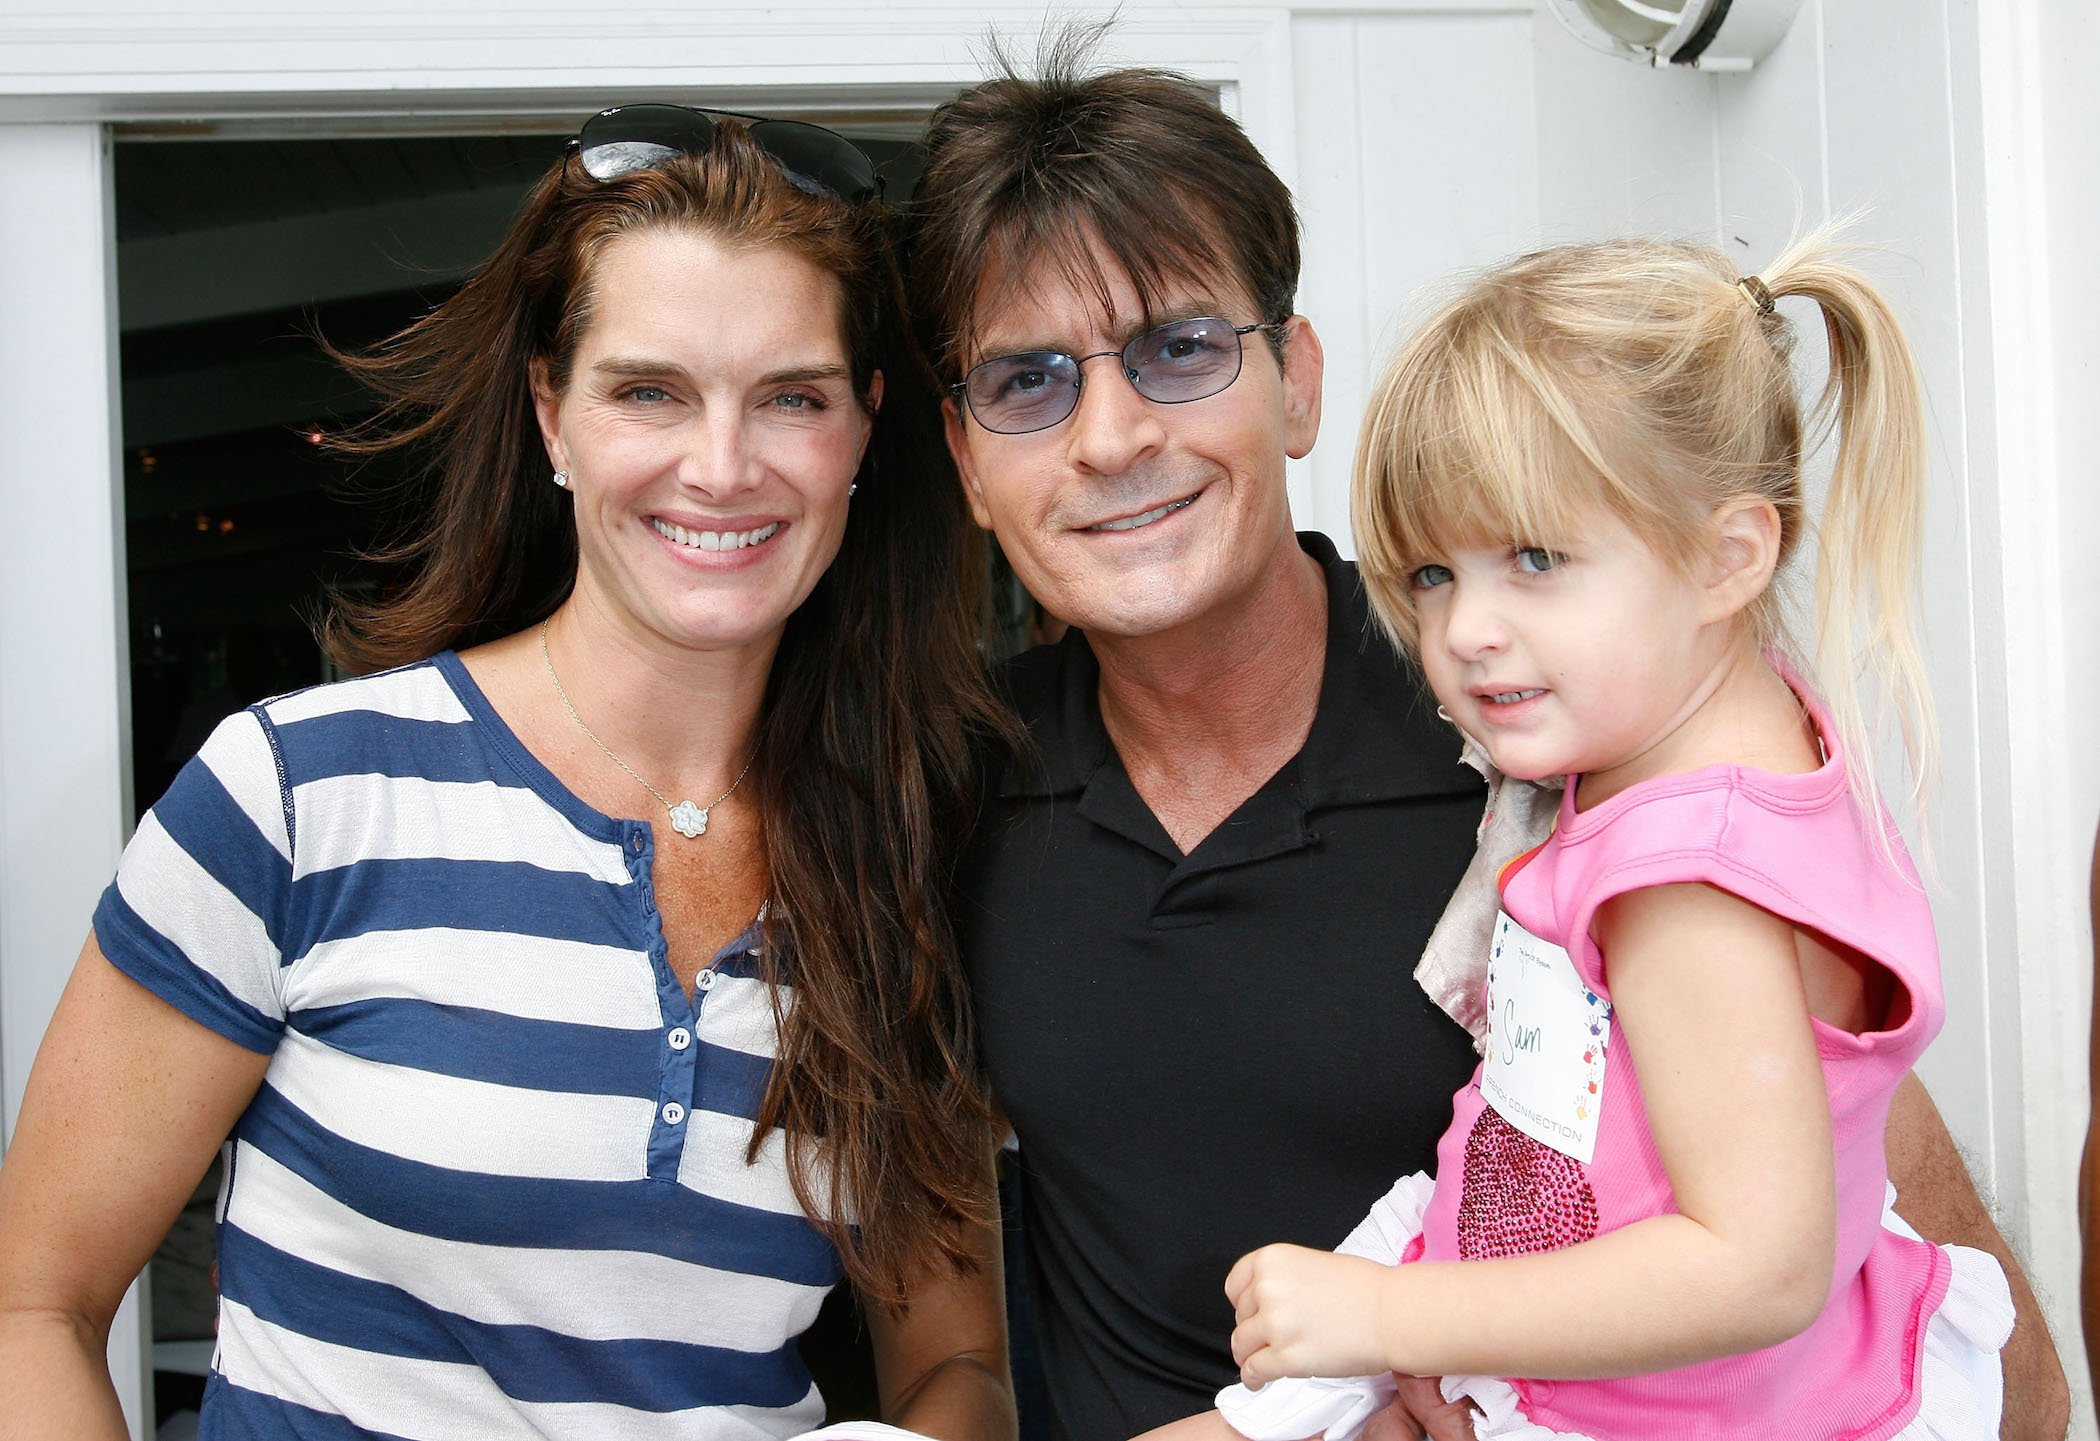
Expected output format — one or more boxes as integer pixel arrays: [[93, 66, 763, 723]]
[[1758, 235, 1938, 824]]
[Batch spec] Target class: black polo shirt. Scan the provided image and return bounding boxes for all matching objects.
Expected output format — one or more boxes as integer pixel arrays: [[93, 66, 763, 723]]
[[960, 532, 1486, 1441]]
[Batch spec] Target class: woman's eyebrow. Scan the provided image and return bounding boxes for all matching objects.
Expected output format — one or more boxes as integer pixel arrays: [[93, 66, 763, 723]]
[[760, 363, 853, 385], [591, 356, 689, 380], [588, 357, 851, 385]]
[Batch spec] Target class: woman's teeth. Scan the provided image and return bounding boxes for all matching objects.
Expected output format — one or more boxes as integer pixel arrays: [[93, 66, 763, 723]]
[[1489, 689, 1546, 704], [1091, 495, 1196, 532], [653, 519, 781, 552]]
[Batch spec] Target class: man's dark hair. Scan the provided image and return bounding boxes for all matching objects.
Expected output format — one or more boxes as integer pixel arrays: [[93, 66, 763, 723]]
[[910, 23, 1301, 377]]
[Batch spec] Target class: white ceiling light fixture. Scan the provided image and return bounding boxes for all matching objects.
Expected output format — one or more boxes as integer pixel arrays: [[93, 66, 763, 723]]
[[1544, 0, 1805, 72]]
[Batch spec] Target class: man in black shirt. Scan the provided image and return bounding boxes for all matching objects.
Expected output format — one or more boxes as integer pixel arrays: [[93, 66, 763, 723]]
[[909, 49, 1495, 1438], [908, 37, 2064, 1441], [963, 534, 1484, 1441]]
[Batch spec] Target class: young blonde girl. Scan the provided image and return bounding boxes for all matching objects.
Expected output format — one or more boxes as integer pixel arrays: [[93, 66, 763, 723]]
[[1202, 236, 2013, 1440]]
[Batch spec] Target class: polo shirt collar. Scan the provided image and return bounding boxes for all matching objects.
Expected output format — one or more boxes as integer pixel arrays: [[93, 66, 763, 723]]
[[1294, 530, 1471, 805], [1000, 531, 1470, 811]]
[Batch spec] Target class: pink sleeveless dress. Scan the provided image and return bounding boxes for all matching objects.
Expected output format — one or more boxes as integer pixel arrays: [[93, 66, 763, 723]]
[[1221, 681, 2010, 1441]]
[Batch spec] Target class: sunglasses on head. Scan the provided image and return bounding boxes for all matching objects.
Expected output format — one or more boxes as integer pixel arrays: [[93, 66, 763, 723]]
[[569, 103, 883, 206]]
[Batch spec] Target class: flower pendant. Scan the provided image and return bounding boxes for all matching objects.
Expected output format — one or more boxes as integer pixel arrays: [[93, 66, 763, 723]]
[[668, 800, 708, 838]]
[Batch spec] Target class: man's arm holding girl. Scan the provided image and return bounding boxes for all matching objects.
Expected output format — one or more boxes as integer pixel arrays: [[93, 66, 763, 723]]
[[1887, 1076, 2068, 1440]]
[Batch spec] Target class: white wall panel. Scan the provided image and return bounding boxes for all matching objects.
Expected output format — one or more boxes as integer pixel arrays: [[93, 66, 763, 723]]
[[1292, 9, 1536, 544], [1710, 0, 1826, 248], [1971, 0, 2100, 1423], [1531, 13, 1716, 244]]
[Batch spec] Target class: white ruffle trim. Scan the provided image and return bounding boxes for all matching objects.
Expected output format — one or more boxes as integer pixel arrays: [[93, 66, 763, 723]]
[[1219, 1178, 2011, 1441], [1883, 1194, 2015, 1441], [1443, 1185, 2014, 1440], [1218, 1173, 1436, 1441]]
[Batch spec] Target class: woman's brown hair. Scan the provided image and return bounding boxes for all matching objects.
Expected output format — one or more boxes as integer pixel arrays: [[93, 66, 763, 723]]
[[320, 122, 1008, 1305]]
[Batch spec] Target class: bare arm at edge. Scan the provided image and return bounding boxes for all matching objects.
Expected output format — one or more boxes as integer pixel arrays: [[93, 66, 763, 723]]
[[0, 934, 272, 1441], [2079, 823, 2100, 1402], [1886, 1072, 2068, 1441]]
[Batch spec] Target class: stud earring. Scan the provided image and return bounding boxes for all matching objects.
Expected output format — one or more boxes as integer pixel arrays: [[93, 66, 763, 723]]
[[552, 469, 569, 489], [849, 483, 858, 497]]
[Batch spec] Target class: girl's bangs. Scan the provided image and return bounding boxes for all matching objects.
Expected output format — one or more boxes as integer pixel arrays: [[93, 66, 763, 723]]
[[1386, 337, 1619, 561]]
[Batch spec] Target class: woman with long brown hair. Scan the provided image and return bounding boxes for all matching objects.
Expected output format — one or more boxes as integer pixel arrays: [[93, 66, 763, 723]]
[[0, 107, 1014, 1440]]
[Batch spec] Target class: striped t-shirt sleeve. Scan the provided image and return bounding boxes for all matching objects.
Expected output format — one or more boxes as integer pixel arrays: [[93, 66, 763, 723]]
[[94, 707, 292, 1053]]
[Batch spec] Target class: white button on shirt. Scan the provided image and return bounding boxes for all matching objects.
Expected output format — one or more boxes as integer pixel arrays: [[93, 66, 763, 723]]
[[662, 1102, 686, 1126], [668, 1027, 692, 1051]]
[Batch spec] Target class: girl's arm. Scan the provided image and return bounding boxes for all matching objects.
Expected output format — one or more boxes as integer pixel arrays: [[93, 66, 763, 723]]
[[1229, 880, 1836, 1384], [863, 1157, 1017, 1441], [0, 935, 273, 1441]]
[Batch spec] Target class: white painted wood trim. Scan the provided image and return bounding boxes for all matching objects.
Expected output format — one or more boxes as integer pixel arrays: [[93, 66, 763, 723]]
[[0, 120, 149, 1441], [1970, 0, 2098, 1426], [0, 3, 1524, 125]]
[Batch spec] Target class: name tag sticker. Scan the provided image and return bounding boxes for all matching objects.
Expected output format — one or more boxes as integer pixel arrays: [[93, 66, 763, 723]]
[[1480, 909, 1613, 1163]]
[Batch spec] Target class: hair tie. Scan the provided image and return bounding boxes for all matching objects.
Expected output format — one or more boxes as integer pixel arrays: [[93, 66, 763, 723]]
[[1737, 274, 1776, 317]]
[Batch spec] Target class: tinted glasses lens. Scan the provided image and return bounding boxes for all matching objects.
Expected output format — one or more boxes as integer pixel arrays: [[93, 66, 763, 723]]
[[747, 118, 881, 204], [964, 353, 1082, 434], [577, 104, 718, 180], [1125, 318, 1245, 403]]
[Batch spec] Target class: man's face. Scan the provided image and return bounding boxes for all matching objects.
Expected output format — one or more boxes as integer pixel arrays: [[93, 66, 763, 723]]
[[942, 243, 1322, 641]]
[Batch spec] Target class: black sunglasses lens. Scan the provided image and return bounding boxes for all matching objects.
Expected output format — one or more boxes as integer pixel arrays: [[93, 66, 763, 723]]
[[748, 119, 880, 204], [577, 104, 719, 181], [576, 106, 879, 204]]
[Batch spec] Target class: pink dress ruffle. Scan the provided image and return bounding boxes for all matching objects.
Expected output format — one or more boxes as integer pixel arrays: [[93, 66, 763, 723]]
[[1217, 1178, 2011, 1441]]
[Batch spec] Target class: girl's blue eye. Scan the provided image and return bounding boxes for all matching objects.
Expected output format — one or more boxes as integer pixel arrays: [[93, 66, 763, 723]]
[[1514, 547, 1564, 573], [1410, 563, 1453, 590]]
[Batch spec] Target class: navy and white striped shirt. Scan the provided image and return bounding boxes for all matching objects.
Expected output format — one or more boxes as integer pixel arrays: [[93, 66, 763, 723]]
[[95, 652, 842, 1439]]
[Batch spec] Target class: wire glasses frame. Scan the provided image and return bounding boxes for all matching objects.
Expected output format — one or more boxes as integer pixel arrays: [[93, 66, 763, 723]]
[[568, 103, 883, 206], [950, 317, 1287, 435]]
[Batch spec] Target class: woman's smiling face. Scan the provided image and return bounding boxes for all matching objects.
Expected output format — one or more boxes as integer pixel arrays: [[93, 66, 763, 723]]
[[534, 225, 876, 660]]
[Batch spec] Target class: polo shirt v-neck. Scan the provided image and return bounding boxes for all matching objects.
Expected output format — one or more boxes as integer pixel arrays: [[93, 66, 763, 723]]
[[960, 531, 1487, 1441]]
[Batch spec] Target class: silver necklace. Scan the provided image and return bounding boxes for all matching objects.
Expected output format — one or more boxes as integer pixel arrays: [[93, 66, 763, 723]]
[[539, 621, 751, 839]]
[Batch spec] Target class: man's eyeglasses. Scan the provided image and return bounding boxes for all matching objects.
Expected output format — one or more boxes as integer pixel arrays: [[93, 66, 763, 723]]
[[570, 103, 883, 206], [950, 317, 1286, 435]]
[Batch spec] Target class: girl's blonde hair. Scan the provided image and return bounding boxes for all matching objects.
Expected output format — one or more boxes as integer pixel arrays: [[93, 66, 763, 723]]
[[1353, 232, 1936, 826]]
